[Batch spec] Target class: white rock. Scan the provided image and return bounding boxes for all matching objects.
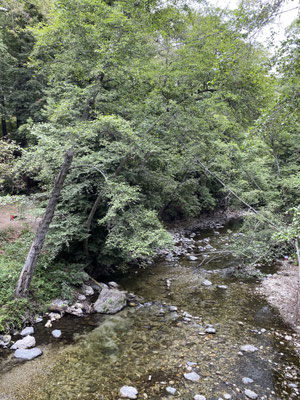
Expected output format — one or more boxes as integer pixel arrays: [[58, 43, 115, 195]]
[[224, 394, 231, 399], [11, 335, 36, 350], [120, 385, 138, 399], [205, 327, 216, 334], [217, 285, 228, 290], [14, 347, 42, 360], [45, 320, 52, 328], [82, 284, 95, 296], [202, 280, 212, 286], [166, 387, 177, 395], [184, 372, 200, 382], [169, 306, 178, 312], [194, 395, 206, 400], [240, 344, 258, 353], [51, 329, 62, 338], [245, 389, 258, 399], [20, 327, 34, 336], [78, 294, 87, 301], [108, 281, 119, 289], [242, 377, 254, 384]]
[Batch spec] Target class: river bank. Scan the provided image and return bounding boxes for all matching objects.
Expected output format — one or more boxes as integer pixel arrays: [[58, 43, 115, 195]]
[[258, 261, 300, 340]]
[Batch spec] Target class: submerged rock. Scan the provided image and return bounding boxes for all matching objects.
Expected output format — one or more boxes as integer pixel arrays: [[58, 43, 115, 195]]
[[51, 329, 62, 338], [202, 280, 212, 286], [245, 389, 258, 399], [166, 386, 177, 395], [240, 344, 258, 353], [205, 327, 216, 334], [14, 347, 42, 360], [242, 377, 254, 384], [94, 288, 127, 314], [119, 385, 138, 399], [11, 335, 36, 350], [184, 372, 200, 382], [20, 327, 34, 337]]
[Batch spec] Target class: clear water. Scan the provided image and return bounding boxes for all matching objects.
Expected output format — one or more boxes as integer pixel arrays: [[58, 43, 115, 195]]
[[0, 226, 299, 400]]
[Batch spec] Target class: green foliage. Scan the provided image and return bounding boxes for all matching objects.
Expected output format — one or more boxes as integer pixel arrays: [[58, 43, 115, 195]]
[[0, 229, 86, 332]]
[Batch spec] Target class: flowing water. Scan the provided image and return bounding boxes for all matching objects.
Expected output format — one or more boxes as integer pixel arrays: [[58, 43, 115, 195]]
[[0, 224, 299, 400]]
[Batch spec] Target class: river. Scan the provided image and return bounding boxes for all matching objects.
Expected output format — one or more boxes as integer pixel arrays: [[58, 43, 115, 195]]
[[0, 222, 299, 399]]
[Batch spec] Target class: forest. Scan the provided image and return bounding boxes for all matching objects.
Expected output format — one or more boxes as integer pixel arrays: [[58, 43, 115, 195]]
[[0, 0, 299, 332]]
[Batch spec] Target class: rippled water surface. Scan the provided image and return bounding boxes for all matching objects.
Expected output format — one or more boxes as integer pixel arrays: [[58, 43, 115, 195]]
[[0, 225, 299, 400]]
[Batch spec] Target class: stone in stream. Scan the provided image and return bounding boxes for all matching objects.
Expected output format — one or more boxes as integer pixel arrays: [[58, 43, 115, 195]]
[[119, 385, 138, 399], [242, 377, 254, 384], [205, 327, 216, 334], [202, 280, 212, 286], [166, 386, 177, 395], [240, 344, 258, 353], [20, 327, 34, 336], [245, 389, 258, 399], [194, 395, 206, 400], [14, 347, 42, 360], [51, 329, 62, 338], [11, 335, 36, 350], [94, 288, 127, 314], [184, 372, 200, 382]]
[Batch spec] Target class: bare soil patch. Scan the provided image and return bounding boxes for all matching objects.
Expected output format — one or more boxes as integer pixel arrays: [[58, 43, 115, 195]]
[[257, 261, 300, 335], [0, 205, 40, 234]]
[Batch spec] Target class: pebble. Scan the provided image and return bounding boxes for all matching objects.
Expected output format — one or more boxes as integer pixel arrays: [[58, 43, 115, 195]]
[[242, 377, 254, 384], [186, 361, 197, 366], [184, 372, 200, 382], [217, 285, 228, 290], [119, 386, 138, 399], [20, 327, 34, 336], [224, 394, 231, 399], [205, 327, 216, 334], [189, 256, 198, 261], [285, 335, 292, 341], [14, 347, 42, 360], [202, 280, 212, 286], [166, 387, 177, 395], [35, 316, 43, 323], [194, 396, 206, 400], [51, 329, 62, 338], [245, 389, 258, 399], [240, 344, 258, 353], [169, 306, 178, 312], [78, 294, 86, 301]]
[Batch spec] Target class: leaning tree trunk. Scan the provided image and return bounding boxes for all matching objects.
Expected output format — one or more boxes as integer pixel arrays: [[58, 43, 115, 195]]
[[15, 150, 74, 298]]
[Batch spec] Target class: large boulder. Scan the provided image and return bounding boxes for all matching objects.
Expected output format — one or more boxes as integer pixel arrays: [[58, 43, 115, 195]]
[[94, 288, 127, 314]]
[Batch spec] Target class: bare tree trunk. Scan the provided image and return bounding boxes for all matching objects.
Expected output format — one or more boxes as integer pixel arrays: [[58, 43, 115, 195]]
[[15, 150, 74, 298]]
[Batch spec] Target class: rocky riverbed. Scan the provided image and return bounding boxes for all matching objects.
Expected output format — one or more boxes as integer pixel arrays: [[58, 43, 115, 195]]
[[0, 219, 299, 400]]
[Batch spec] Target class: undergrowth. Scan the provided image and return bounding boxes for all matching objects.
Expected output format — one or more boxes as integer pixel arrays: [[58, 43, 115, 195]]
[[0, 228, 86, 333]]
